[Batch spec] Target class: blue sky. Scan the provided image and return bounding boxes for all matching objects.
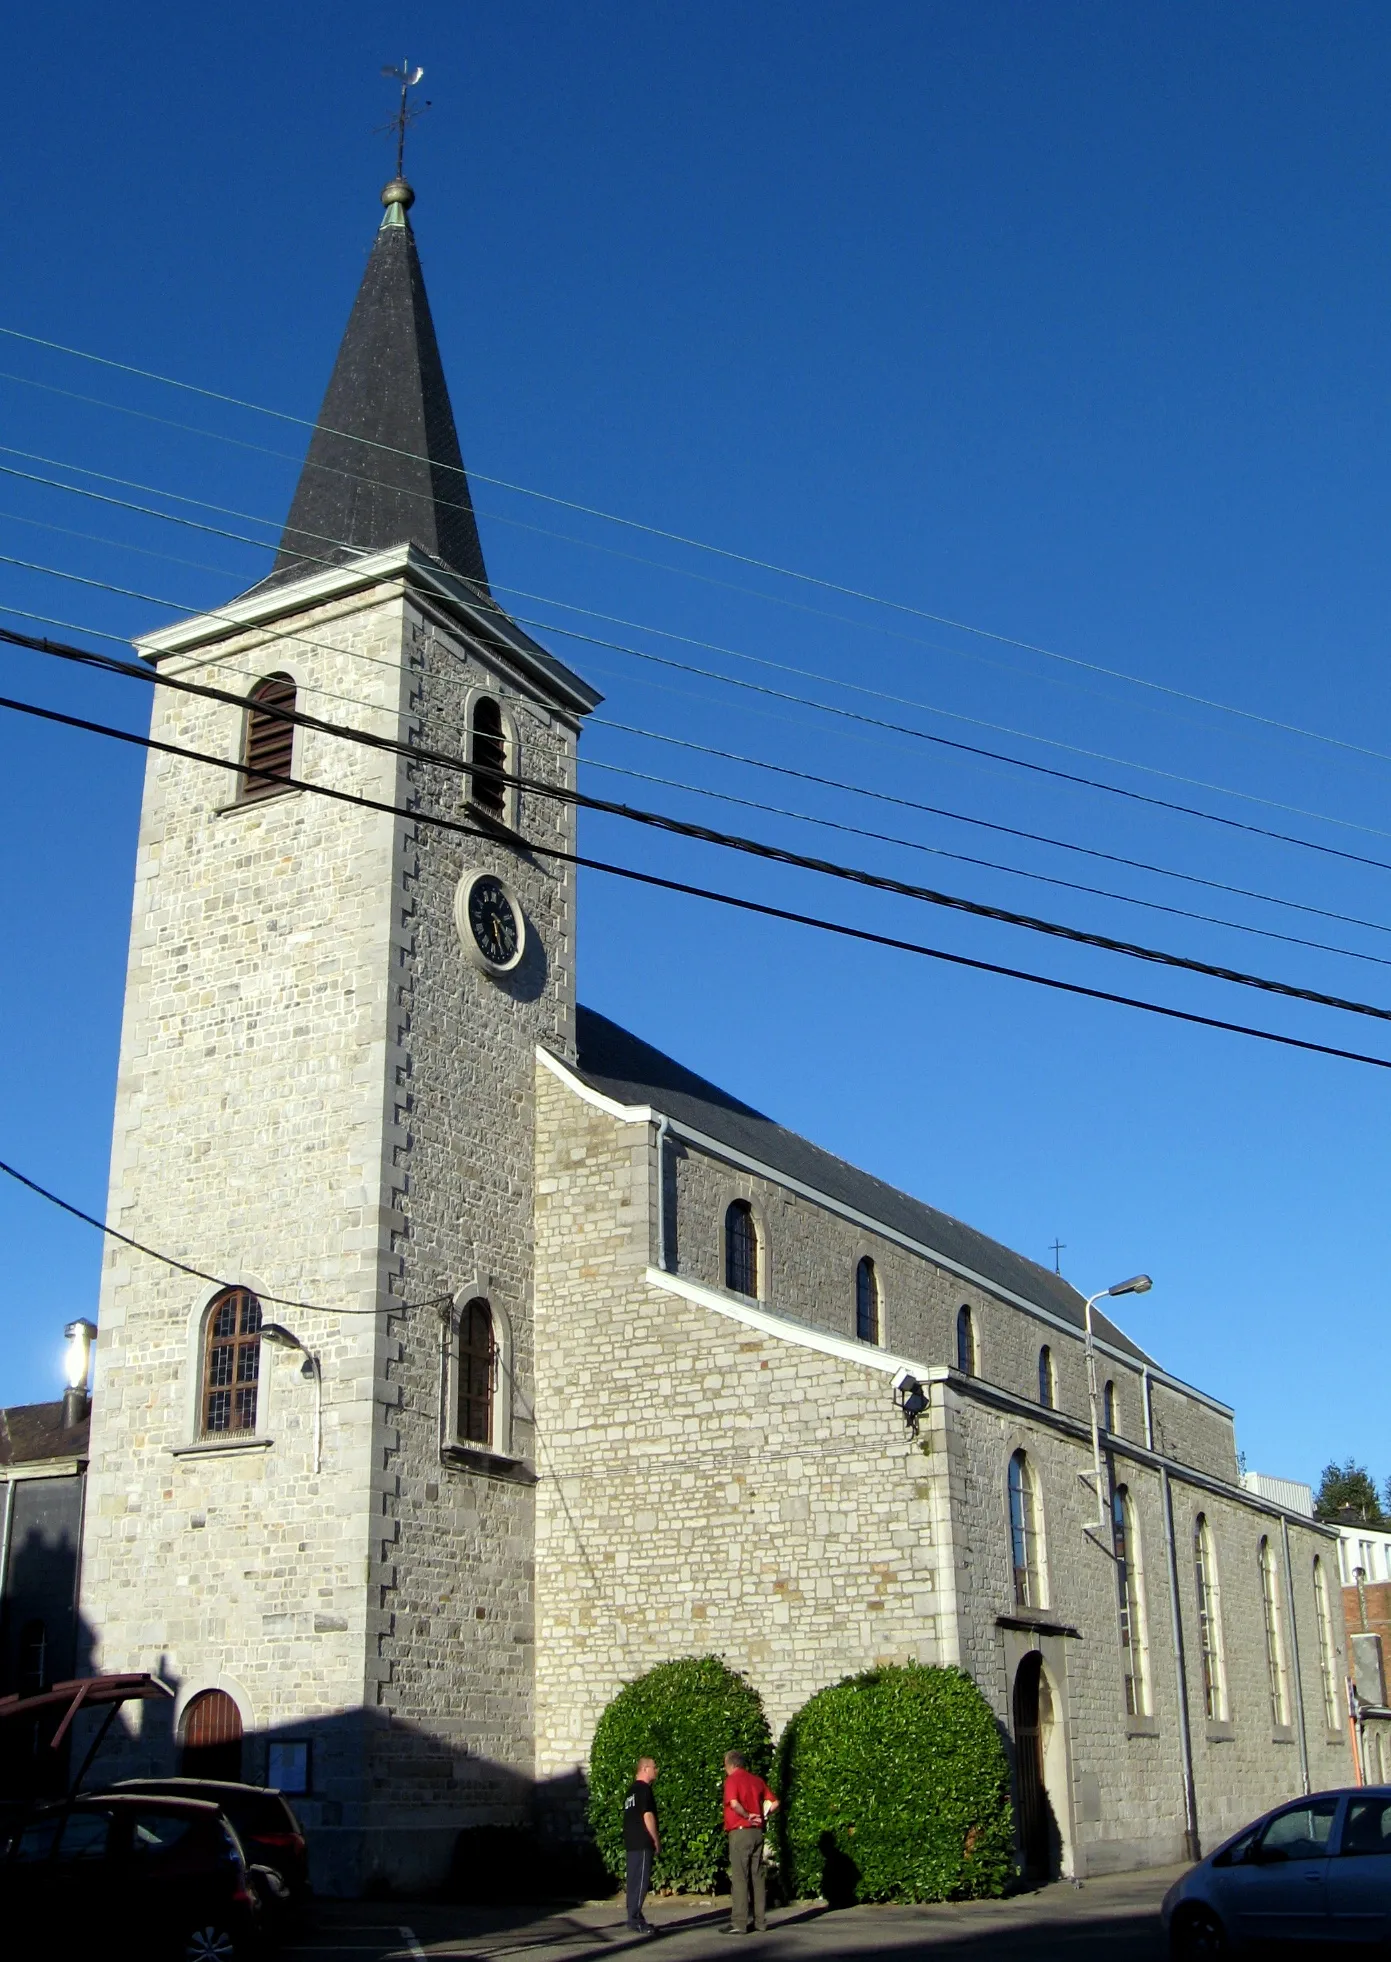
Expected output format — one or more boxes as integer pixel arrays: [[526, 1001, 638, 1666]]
[[1, 3, 1388, 1490]]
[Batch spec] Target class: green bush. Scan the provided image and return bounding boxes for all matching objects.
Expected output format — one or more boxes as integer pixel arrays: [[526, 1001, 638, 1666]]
[[777, 1663, 1013, 1903], [587, 1656, 772, 1893]]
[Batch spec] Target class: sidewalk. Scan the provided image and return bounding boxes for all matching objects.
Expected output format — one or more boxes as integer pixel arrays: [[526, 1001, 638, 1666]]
[[300, 1863, 1183, 1962]]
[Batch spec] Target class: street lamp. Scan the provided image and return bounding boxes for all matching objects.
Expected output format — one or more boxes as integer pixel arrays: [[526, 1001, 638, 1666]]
[[260, 1323, 322, 1474], [62, 1319, 97, 1428], [1082, 1275, 1152, 1535]]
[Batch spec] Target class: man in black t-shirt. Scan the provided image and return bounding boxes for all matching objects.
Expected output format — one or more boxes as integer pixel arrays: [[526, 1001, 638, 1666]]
[[621, 1756, 660, 1934]]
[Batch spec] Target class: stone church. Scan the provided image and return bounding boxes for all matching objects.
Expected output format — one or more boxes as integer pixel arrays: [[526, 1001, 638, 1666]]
[[79, 174, 1352, 1894]]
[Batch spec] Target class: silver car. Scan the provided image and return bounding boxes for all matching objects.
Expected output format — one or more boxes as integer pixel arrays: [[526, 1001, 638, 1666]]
[[1162, 1788, 1391, 1955]]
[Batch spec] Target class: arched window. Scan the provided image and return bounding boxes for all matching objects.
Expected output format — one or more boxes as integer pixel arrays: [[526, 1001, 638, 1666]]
[[456, 1298, 496, 1447], [200, 1287, 262, 1436], [1008, 1450, 1044, 1608], [1194, 1514, 1227, 1721], [469, 695, 511, 823], [725, 1201, 758, 1298], [855, 1257, 879, 1344], [1112, 1485, 1150, 1717], [180, 1689, 243, 1782], [1260, 1536, 1291, 1728], [17, 1620, 48, 1697], [956, 1305, 976, 1376], [238, 674, 296, 803], [1313, 1557, 1340, 1733], [1037, 1346, 1054, 1409]]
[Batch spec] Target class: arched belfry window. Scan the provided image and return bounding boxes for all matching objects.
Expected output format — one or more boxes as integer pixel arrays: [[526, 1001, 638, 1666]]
[[200, 1287, 262, 1436], [855, 1257, 880, 1344], [725, 1201, 758, 1299], [1037, 1346, 1054, 1409], [956, 1305, 976, 1376], [1008, 1450, 1044, 1608], [238, 674, 296, 803], [468, 694, 512, 823], [456, 1299, 496, 1447]]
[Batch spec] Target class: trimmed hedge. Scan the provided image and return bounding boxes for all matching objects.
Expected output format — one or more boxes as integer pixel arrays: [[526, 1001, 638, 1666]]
[[588, 1656, 772, 1892], [777, 1663, 1013, 1903]]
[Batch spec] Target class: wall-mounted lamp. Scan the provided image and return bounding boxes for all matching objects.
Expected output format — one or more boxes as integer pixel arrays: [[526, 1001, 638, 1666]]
[[62, 1319, 97, 1428], [892, 1366, 928, 1437], [260, 1323, 322, 1473]]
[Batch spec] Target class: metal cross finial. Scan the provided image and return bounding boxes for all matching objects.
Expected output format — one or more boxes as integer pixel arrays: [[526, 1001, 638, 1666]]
[[380, 60, 430, 181], [1049, 1238, 1066, 1274]]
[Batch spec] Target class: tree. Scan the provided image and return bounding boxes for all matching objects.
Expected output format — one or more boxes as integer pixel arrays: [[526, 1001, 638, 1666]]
[[1315, 1460, 1387, 1526]]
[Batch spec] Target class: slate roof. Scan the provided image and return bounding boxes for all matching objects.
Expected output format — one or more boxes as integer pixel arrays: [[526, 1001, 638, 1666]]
[[0, 1400, 90, 1466], [261, 191, 490, 593], [573, 1006, 1153, 1364]]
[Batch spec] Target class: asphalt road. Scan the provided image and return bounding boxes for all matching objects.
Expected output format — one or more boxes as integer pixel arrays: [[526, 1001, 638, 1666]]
[[293, 1864, 1180, 1962]]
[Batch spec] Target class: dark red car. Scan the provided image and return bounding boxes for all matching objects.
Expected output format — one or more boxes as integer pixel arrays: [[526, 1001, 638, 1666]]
[[108, 1779, 309, 1910], [0, 1792, 265, 1959]]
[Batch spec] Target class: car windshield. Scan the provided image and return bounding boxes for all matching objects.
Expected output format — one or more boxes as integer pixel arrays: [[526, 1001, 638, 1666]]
[[1258, 1798, 1339, 1860]]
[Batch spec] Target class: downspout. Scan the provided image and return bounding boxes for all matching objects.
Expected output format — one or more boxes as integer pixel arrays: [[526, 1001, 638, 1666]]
[[0, 1475, 14, 1603], [654, 1115, 672, 1273], [1281, 1515, 1311, 1796], [1161, 1466, 1201, 1862]]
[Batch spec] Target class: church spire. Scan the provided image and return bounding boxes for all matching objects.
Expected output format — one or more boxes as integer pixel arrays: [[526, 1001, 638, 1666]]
[[266, 175, 490, 592]]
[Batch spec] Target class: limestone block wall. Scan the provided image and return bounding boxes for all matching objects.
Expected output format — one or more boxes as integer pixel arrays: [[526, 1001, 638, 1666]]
[[533, 1064, 950, 1826], [81, 587, 411, 1860], [669, 1138, 1235, 1483]]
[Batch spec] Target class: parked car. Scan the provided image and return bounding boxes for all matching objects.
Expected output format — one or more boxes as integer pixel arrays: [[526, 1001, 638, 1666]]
[[1163, 1787, 1391, 1955], [0, 1792, 267, 1959], [107, 1778, 309, 1912]]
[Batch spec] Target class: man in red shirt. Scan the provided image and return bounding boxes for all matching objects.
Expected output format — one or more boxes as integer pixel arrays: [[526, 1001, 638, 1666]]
[[721, 1751, 779, 1935]]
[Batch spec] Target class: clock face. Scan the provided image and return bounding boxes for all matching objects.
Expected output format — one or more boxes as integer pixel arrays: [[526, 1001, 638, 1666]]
[[456, 871, 525, 975]]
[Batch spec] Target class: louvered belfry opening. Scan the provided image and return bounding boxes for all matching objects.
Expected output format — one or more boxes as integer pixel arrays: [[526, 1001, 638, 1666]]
[[470, 696, 508, 819], [239, 674, 297, 802]]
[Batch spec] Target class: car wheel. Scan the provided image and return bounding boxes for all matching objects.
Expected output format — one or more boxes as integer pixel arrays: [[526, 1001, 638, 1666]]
[[1171, 1905, 1229, 1959], [182, 1926, 239, 1962]]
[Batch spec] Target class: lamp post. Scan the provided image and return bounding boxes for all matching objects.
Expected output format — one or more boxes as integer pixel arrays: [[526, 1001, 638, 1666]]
[[260, 1323, 322, 1473], [62, 1319, 97, 1428], [1082, 1275, 1152, 1535]]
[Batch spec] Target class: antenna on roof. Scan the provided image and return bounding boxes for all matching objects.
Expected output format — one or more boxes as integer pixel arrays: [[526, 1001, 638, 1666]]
[[379, 61, 430, 182]]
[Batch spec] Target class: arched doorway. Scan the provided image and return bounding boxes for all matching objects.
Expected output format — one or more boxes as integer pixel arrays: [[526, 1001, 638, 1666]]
[[1012, 1652, 1061, 1881], [180, 1689, 243, 1781]]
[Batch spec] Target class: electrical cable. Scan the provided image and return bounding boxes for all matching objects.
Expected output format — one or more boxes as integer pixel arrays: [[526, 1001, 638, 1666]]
[[11, 622, 1391, 1022], [0, 1155, 440, 1317], [1, 322, 1383, 772], [10, 545, 1391, 879], [3, 667, 1391, 1070], [8, 446, 1391, 839]]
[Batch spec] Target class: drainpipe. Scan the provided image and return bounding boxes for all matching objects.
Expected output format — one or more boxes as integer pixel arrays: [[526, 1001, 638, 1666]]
[[1281, 1515, 1311, 1796], [654, 1115, 672, 1273], [1161, 1466, 1201, 1862], [0, 1476, 14, 1603]]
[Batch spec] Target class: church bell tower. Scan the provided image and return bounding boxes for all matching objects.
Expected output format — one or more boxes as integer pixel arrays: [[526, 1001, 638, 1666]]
[[80, 172, 600, 1894]]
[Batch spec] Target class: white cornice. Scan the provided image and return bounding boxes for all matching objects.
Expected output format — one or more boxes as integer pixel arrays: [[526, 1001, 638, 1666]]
[[644, 1267, 923, 1379], [536, 1044, 654, 1123]]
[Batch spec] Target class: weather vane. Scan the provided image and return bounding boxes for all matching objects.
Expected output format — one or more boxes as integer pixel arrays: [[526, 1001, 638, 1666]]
[[379, 61, 431, 181]]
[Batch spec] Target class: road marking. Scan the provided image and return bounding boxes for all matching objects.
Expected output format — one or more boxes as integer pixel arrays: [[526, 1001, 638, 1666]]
[[400, 1929, 428, 1961]]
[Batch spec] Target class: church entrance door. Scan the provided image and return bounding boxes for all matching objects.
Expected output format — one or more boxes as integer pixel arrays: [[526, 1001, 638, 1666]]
[[180, 1688, 243, 1781], [1012, 1652, 1052, 1881]]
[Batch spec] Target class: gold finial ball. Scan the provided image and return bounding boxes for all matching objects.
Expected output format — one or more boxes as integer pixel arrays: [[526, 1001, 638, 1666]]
[[382, 177, 415, 211]]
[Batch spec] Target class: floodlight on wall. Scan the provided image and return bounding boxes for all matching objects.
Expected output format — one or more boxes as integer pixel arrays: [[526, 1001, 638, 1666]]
[[260, 1322, 323, 1473], [892, 1366, 928, 1437]]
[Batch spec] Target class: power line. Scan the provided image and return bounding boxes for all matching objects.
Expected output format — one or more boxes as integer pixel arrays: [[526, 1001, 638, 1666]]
[[5, 646, 1391, 1056], [0, 1156, 437, 1316], [1, 322, 1383, 772], [14, 446, 1388, 844], [12, 544, 1391, 885], [14, 622, 1391, 1022]]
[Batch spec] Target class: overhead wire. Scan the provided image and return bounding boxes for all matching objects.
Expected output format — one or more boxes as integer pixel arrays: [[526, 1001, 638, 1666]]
[[8, 622, 1391, 1029], [1, 322, 1384, 772], [1, 677, 1390, 1073]]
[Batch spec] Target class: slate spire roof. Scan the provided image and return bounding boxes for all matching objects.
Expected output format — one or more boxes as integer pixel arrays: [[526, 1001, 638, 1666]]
[[265, 177, 489, 592]]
